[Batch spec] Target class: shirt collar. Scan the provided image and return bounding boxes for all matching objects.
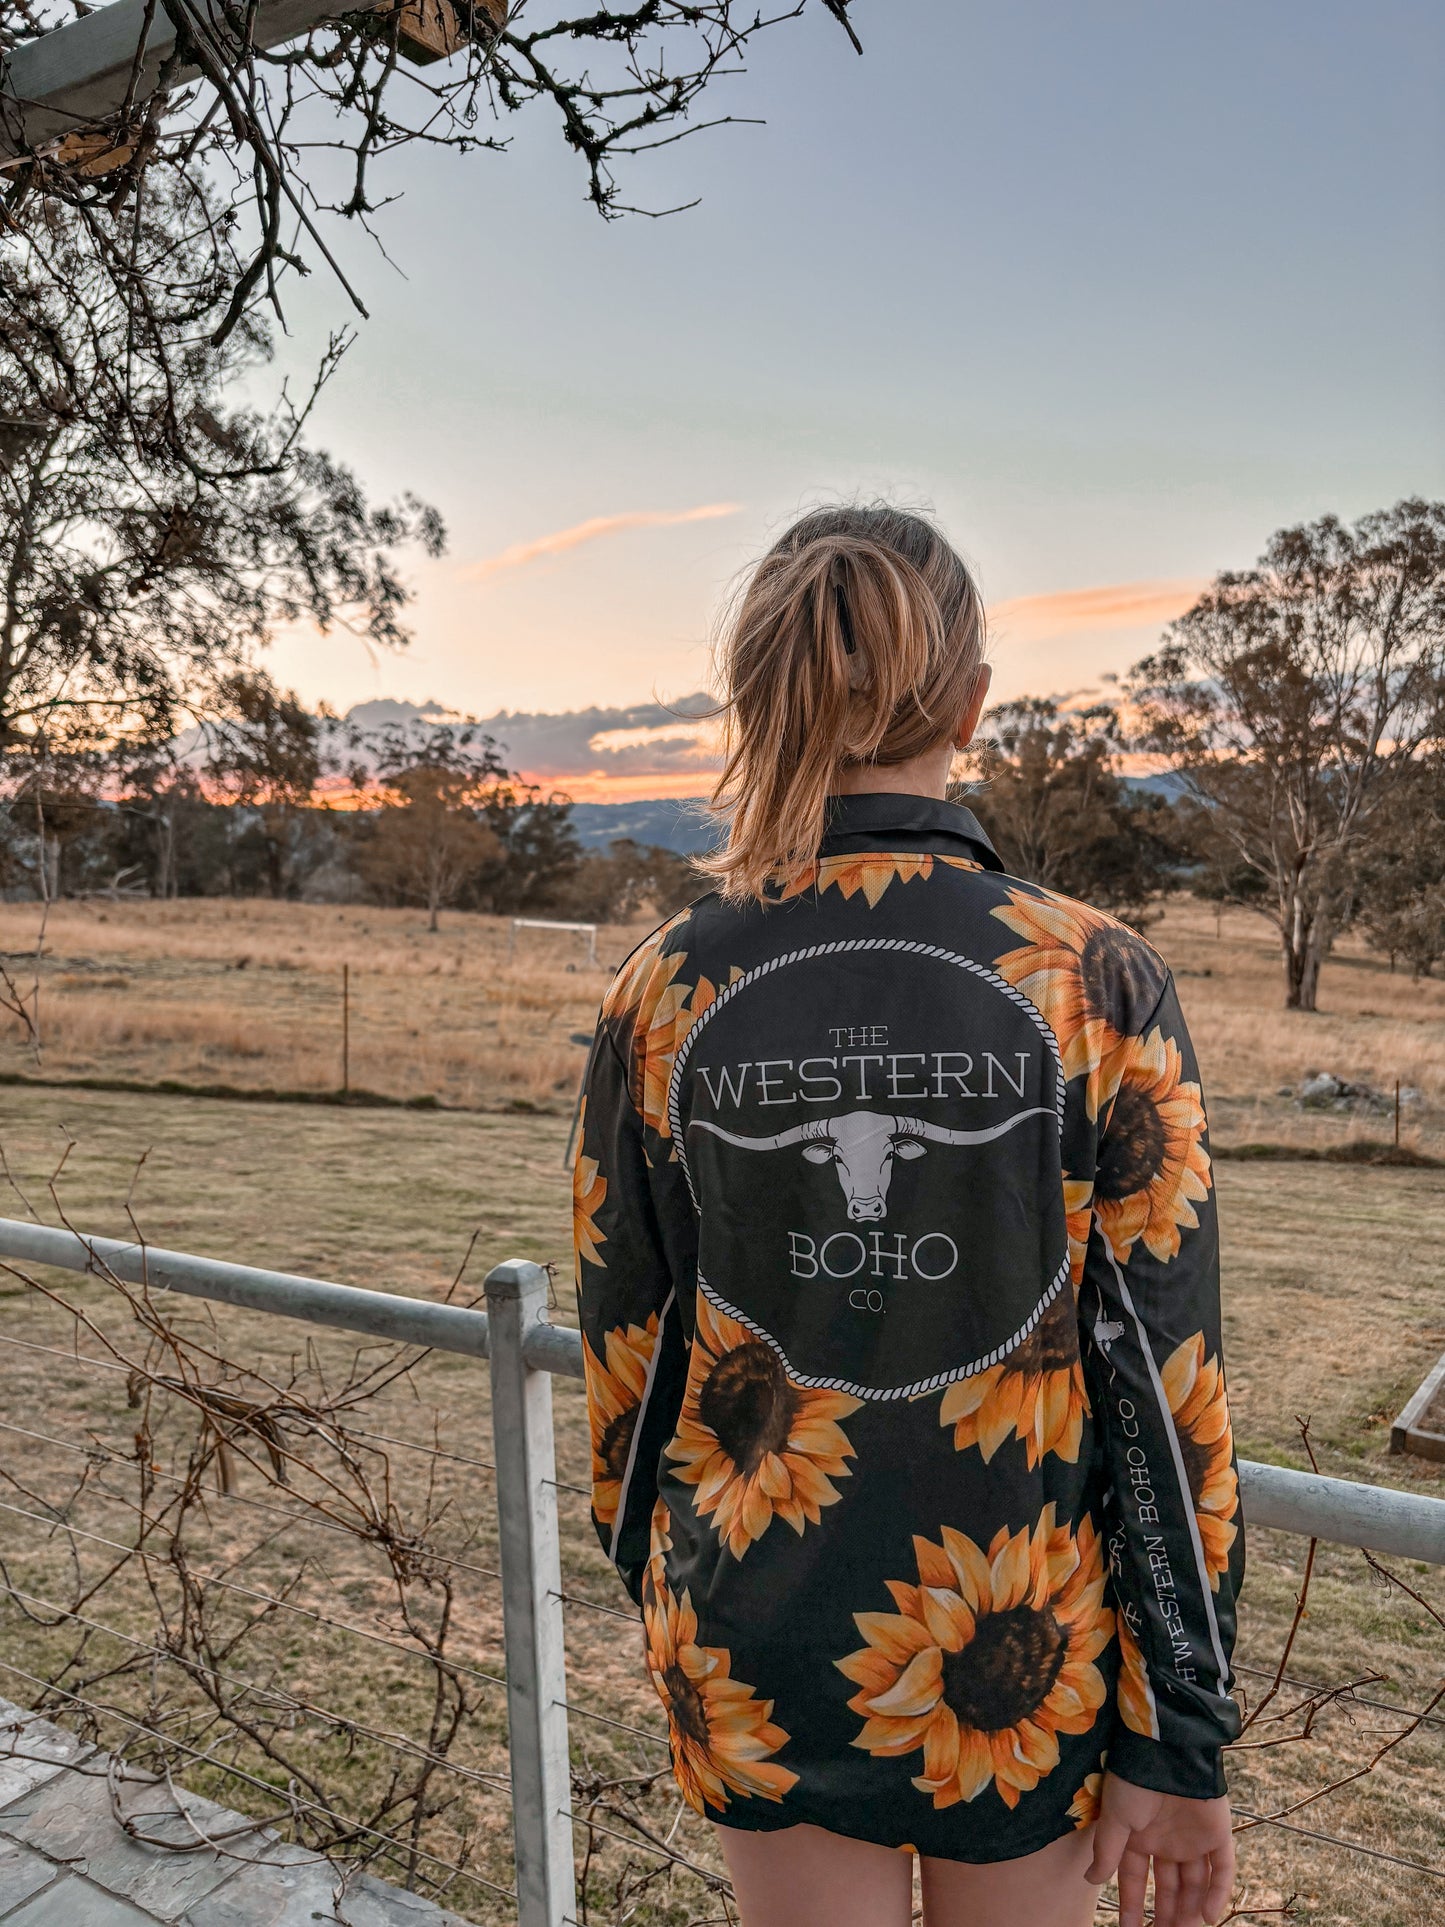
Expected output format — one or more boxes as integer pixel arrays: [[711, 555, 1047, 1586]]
[[816, 791, 1004, 872]]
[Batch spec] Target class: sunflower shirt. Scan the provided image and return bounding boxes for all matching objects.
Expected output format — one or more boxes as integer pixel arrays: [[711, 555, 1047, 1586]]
[[574, 791, 1243, 1860]]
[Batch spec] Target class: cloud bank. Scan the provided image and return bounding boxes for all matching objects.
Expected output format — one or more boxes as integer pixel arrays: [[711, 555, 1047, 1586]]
[[340, 574, 1200, 801], [343, 695, 722, 802]]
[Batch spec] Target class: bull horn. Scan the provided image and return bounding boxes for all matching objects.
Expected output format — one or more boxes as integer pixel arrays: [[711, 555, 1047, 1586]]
[[901, 1107, 1054, 1147], [688, 1119, 822, 1151]]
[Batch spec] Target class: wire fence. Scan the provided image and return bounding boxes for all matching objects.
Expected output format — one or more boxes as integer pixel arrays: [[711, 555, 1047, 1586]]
[[0, 1211, 1442, 1927]]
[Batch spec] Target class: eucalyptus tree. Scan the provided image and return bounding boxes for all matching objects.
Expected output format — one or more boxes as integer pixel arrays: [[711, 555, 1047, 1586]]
[[1129, 500, 1445, 1009]]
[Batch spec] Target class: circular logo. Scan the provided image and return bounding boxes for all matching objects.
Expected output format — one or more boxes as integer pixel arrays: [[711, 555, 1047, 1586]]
[[670, 941, 1069, 1399]]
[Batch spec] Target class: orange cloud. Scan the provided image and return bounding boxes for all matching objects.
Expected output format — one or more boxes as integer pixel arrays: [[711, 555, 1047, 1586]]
[[462, 503, 743, 581], [525, 769, 717, 805], [991, 578, 1207, 642]]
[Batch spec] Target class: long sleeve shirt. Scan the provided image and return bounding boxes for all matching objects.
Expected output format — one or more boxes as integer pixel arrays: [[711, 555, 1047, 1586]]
[[574, 791, 1243, 1860]]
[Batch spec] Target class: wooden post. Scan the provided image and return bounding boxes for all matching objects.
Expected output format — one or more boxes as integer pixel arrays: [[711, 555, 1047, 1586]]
[[1395, 1078, 1401, 1149], [342, 964, 350, 1096]]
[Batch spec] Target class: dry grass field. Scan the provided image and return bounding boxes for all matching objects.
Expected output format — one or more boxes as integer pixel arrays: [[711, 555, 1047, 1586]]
[[2, 893, 1444, 1158], [0, 1080, 1441, 1926]]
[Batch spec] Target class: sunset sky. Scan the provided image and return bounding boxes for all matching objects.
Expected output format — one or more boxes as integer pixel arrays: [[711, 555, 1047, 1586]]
[[266, 1, 1444, 799]]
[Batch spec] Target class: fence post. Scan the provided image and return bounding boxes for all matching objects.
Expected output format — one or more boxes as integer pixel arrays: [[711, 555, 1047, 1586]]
[[484, 1260, 577, 1927]]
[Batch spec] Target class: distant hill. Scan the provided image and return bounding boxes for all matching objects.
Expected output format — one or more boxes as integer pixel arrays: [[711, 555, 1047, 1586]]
[[569, 799, 718, 855], [569, 777, 1187, 856]]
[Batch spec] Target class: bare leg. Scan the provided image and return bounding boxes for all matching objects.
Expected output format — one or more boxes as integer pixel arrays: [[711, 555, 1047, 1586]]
[[921, 1826, 1100, 1926], [714, 1821, 914, 1927]]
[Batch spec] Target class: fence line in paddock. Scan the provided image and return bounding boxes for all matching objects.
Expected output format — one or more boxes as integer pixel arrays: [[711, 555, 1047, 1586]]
[[1, 1215, 1444, 1927]]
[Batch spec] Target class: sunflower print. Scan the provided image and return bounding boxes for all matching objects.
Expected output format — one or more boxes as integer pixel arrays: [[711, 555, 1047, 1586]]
[[773, 851, 981, 907], [938, 1290, 1087, 1469], [1161, 1334, 1238, 1586], [1095, 1028, 1211, 1265], [606, 909, 692, 1024], [1068, 1770, 1103, 1829], [668, 1293, 860, 1557], [573, 1100, 607, 1273], [585, 1314, 659, 1531], [641, 1551, 797, 1813], [1064, 1177, 1093, 1290], [1116, 1608, 1159, 1738], [837, 1506, 1112, 1810], [991, 890, 1166, 1110], [606, 940, 726, 1138]]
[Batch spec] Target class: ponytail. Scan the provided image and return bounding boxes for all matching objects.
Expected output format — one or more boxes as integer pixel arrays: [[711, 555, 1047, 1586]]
[[698, 505, 985, 901]]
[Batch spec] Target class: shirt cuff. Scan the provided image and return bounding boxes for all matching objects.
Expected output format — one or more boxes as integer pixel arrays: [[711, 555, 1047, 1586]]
[[1107, 1726, 1228, 1801]]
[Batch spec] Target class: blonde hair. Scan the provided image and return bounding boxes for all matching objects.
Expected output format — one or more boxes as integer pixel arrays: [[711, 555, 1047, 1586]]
[[699, 504, 985, 901]]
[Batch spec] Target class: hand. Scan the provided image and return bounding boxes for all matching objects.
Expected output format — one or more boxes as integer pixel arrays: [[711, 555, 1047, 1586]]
[[1086, 1770, 1235, 1927]]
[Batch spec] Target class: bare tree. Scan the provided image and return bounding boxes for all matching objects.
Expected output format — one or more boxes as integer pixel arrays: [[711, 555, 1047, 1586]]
[[1128, 500, 1445, 1010], [1, 2, 862, 432]]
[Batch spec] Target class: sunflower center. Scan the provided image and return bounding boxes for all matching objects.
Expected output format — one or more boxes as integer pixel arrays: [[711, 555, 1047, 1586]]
[[1097, 1083, 1167, 1199], [661, 1662, 710, 1748], [1080, 927, 1162, 1034], [1015, 1292, 1078, 1373], [941, 1604, 1067, 1732], [599, 1406, 638, 1482], [697, 1342, 797, 1474]]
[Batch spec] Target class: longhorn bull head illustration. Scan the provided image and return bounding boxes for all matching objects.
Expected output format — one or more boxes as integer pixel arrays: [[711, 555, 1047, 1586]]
[[689, 1107, 1051, 1222]]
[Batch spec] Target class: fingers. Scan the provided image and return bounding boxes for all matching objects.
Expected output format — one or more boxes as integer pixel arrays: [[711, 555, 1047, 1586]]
[[1152, 1857, 1180, 1927], [1204, 1840, 1237, 1924], [1174, 1856, 1212, 1927], [1085, 1812, 1130, 1887], [1116, 1845, 1150, 1927]]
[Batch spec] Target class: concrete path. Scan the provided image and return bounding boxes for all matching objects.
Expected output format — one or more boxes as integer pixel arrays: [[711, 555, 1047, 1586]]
[[0, 1699, 482, 1925]]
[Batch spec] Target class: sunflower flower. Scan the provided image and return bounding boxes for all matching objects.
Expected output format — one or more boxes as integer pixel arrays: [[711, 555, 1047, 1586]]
[[1160, 1333, 1238, 1586], [991, 890, 1166, 1110], [584, 1314, 659, 1530], [642, 1553, 797, 1813], [773, 851, 980, 907], [1095, 1028, 1211, 1265], [1064, 1177, 1093, 1289], [668, 1294, 860, 1557], [607, 938, 740, 1139], [1068, 1770, 1104, 1829], [938, 1291, 1088, 1469], [837, 1506, 1112, 1810], [1116, 1609, 1159, 1738], [573, 1100, 607, 1273]]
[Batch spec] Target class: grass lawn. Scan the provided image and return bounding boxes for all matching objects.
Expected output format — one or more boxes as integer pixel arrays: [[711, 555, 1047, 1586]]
[[0, 1086, 1441, 1925]]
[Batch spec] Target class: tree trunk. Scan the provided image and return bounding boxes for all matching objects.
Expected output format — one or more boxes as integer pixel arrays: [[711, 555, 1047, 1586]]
[[1282, 906, 1332, 1012]]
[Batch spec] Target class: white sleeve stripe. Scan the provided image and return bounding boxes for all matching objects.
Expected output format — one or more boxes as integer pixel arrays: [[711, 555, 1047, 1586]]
[[607, 1286, 676, 1567], [1107, 1250, 1232, 1702]]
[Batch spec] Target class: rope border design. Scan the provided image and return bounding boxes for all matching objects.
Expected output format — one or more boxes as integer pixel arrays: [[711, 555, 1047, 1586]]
[[697, 1256, 1072, 1403], [667, 937, 1070, 1402]]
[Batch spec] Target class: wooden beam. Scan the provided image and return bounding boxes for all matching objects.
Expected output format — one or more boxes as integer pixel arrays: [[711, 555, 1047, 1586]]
[[0, 0, 388, 153]]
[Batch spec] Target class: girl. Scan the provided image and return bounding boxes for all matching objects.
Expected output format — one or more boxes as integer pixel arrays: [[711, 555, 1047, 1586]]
[[574, 504, 1242, 1927]]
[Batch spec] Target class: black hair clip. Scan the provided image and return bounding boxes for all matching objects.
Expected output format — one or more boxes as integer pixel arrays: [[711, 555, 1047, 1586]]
[[834, 581, 857, 655]]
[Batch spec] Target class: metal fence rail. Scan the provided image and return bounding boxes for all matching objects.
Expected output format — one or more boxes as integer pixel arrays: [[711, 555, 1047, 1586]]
[[3, 1214, 1445, 1927]]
